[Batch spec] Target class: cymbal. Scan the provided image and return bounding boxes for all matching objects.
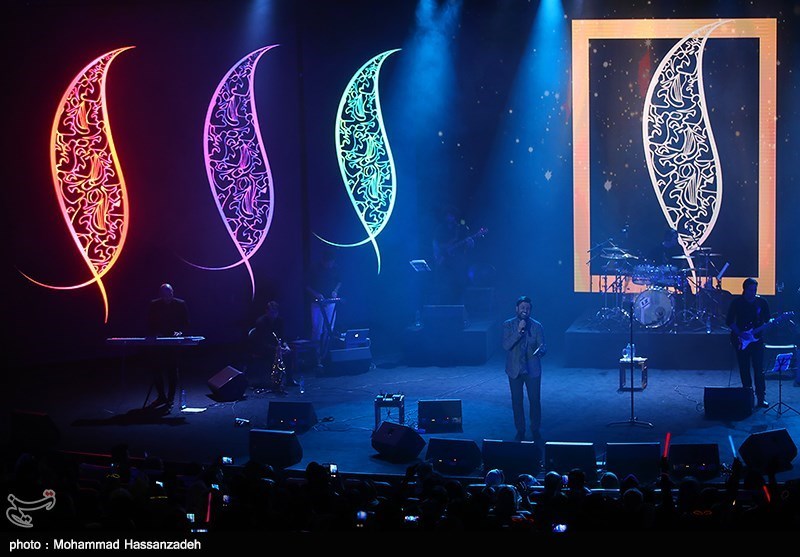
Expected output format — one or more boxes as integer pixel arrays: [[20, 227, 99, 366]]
[[672, 255, 692, 260], [681, 268, 709, 274], [602, 253, 638, 260], [694, 253, 721, 257]]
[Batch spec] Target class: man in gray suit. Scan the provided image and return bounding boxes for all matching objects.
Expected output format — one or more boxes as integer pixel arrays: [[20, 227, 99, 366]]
[[502, 295, 546, 441]]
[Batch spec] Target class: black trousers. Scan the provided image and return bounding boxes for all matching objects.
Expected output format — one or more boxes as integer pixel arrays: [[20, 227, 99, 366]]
[[508, 373, 541, 435], [149, 348, 180, 402], [736, 342, 765, 402]]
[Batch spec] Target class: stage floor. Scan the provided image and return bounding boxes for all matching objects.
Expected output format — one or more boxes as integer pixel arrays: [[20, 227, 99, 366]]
[[5, 345, 800, 485]]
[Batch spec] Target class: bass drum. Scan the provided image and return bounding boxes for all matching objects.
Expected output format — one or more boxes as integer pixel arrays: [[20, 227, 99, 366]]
[[634, 288, 674, 328]]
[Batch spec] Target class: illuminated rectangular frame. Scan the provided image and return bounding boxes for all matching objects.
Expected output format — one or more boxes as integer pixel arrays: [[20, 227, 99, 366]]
[[572, 19, 776, 295]]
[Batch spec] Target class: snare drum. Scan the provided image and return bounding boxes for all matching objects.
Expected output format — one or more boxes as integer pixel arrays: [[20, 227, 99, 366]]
[[633, 287, 674, 328]]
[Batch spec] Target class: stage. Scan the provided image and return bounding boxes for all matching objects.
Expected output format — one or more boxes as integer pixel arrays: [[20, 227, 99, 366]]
[[5, 342, 800, 486]]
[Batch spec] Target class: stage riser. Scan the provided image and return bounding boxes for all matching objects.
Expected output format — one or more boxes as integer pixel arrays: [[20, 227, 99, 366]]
[[564, 330, 735, 369], [403, 321, 500, 366]]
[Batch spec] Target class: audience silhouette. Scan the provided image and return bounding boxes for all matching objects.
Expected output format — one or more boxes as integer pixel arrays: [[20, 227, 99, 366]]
[[4, 443, 800, 535]]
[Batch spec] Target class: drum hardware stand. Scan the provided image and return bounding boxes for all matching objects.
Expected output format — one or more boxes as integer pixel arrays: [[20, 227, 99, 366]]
[[587, 243, 615, 321], [592, 248, 635, 330], [586, 238, 617, 295], [608, 301, 653, 429], [673, 249, 724, 332]]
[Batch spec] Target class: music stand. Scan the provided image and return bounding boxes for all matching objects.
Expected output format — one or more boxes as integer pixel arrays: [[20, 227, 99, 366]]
[[608, 301, 653, 428], [410, 260, 432, 327], [410, 259, 432, 272], [764, 348, 799, 417]]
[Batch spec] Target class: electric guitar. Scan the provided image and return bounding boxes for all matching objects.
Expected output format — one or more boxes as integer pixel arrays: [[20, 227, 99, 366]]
[[434, 227, 488, 265], [731, 311, 795, 351]]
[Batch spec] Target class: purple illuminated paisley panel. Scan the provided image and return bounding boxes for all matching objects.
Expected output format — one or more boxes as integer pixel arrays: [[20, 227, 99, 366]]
[[20, 47, 134, 323], [643, 21, 729, 285], [316, 49, 400, 273], [193, 45, 277, 298]]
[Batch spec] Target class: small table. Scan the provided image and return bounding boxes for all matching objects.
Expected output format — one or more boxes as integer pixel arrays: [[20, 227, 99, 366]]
[[374, 394, 405, 430], [619, 357, 647, 391]]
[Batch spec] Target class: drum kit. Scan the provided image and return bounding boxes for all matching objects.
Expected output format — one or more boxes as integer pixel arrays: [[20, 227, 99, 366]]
[[589, 242, 730, 332]]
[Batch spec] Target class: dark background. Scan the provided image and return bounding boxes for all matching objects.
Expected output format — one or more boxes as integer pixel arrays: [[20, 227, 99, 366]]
[[4, 0, 799, 371]]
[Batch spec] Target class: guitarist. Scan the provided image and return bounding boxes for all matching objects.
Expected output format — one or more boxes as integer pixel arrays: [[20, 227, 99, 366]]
[[726, 278, 771, 408], [431, 206, 477, 304]]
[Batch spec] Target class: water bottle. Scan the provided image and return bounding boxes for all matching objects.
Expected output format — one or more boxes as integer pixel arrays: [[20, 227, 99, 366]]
[[631, 343, 636, 358], [180, 389, 187, 410], [622, 343, 631, 359], [299, 376, 305, 395], [705, 315, 712, 334]]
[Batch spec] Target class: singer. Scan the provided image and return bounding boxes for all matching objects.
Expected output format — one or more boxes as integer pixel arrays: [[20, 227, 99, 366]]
[[502, 295, 546, 441]]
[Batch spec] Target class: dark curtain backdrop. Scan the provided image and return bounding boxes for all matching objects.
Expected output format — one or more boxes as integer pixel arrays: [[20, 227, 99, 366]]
[[4, 0, 799, 369]]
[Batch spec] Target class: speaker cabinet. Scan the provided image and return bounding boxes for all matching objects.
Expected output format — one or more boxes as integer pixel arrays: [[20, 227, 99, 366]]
[[425, 437, 482, 476], [288, 340, 318, 373], [668, 443, 720, 481], [324, 347, 372, 375], [422, 305, 468, 332], [704, 387, 753, 420], [605, 442, 661, 484], [418, 399, 463, 433], [739, 428, 797, 473], [249, 429, 303, 469], [544, 442, 597, 484], [10, 410, 60, 451], [267, 401, 318, 433], [463, 287, 495, 320], [207, 366, 247, 402], [481, 439, 541, 478], [371, 421, 425, 463]]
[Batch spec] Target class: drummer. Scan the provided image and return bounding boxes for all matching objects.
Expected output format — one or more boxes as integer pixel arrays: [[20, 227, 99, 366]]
[[642, 228, 686, 291], [650, 227, 683, 265]]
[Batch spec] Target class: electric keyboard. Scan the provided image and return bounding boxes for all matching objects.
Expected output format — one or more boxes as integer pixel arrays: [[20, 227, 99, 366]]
[[105, 336, 205, 346], [314, 297, 343, 304]]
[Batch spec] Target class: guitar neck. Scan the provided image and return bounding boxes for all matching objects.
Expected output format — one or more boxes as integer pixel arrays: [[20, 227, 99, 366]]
[[448, 229, 486, 251]]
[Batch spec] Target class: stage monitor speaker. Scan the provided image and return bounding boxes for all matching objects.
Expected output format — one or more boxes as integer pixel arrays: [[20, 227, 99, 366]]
[[10, 410, 60, 450], [324, 347, 372, 375], [371, 421, 425, 463], [267, 401, 318, 434], [738, 428, 797, 473], [249, 429, 303, 469], [207, 366, 247, 402], [422, 305, 468, 332], [704, 387, 753, 420], [418, 399, 463, 433], [605, 442, 661, 484], [288, 340, 318, 373], [481, 439, 541, 478], [544, 442, 597, 484], [668, 443, 720, 481], [425, 437, 482, 476]]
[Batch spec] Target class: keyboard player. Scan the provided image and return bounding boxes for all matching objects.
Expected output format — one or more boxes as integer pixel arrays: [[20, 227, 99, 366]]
[[307, 251, 342, 366], [146, 283, 190, 409]]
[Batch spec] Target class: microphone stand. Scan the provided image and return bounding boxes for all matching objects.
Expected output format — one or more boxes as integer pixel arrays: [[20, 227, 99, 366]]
[[608, 301, 653, 428]]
